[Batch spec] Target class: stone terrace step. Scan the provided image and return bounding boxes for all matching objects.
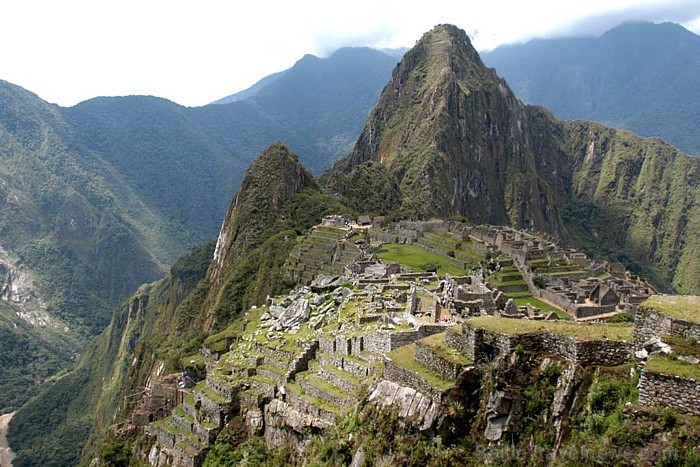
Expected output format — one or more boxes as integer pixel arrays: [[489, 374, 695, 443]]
[[256, 363, 287, 382], [250, 374, 277, 397], [297, 372, 358, 408], [172, 407, 219, 446], [309, 360, 363, 393], [150, 416, 204, 453], [317, 352, 371, 378], [285, 381, 338, 423]]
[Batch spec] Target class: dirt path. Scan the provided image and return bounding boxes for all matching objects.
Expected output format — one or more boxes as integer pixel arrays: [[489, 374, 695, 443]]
[[0, 413, 15, 467]]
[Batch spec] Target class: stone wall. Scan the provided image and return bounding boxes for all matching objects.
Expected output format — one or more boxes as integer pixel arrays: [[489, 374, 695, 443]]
[[639, 370, 700, 416], [538, 288, 577, 314], [364, 333, 391, 355], [299, 378, 352, 408], [383, 360, 445, 403], [206, 376, 237, 401], [319, 335, 336, 354], [462, 324, 632, 367], [574, 304, 617, 319], [634, 306, 700, 348], [285, 389, 336, 422], [445, 327, 470, 356], [286, 341, 318, 382], [415, 340, 468, 380]]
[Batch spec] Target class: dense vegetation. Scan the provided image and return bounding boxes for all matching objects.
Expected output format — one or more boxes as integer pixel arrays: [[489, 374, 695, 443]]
[[0, 46, 395, 415], [7, 241, 215, 467], [7, 21, 700, 467], [483, 21, 700, 157], [0, 302, 78, 411]]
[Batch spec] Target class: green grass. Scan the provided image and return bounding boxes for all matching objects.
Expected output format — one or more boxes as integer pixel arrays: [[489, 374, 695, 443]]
[[251, 374, 277, 387], [321, 364, 363, 385], [200, 384, 230, 405], [424, 231, 463, 245], [645, 354, 700, 380], [641, 296, 700, 323], [489, 277, 526, 286], [417, 333, 471, 366], [513, 297, 570, 319], [305, 373, 351, 399], [387, 344, 455, 390], [374, 243, 467, 276], [467, 316, 633, 341], [343, 353, 369, 367], [204, 306, 266, 351], [286, 381, 340, 415]]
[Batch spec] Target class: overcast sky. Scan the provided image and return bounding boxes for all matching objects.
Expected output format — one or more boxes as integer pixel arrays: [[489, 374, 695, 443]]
[[2, 0, 699, 108]]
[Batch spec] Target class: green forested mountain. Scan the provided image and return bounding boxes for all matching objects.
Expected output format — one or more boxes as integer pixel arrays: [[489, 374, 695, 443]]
[[482, 21, 700, 156], [328, 24, 700, 295], [7, 241, 215, 467], [0, 80, 183, 333], [7, 143, 348, 467], [0, 46, 395, 413]]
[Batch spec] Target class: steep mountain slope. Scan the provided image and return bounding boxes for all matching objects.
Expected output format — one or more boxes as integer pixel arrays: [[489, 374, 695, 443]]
[[7, 241, 214, 467], [329, 25, 568, 235], [563, 120, 700, 293], [0, 47, 394, 412], [0, 80, 184, 333], [483, 21, 700, 156], [329, 24, 700, 294], [7, 143, 349, 466], [193, 142, 346, 332]]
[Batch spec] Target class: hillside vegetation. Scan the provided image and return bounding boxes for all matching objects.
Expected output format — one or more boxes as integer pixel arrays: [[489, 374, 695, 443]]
[[483, 21, 700, 156]]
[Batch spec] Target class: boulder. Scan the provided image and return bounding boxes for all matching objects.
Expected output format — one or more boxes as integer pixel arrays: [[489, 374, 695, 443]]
[[278, 298, 310, 329], [311, 275, 342, 292]]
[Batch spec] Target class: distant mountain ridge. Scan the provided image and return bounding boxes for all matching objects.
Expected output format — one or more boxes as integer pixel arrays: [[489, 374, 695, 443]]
[[482, 21, 700, 156], [0, 45, 396, 414], [211, 47, 403, 105]]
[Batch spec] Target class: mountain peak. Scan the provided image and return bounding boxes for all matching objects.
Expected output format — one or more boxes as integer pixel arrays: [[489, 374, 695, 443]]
[[335, 22, 566, 234], [210, 143, 316, 289]]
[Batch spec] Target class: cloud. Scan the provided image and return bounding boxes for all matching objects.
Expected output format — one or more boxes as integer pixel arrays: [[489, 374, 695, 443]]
[[545, 0, 700, 38]]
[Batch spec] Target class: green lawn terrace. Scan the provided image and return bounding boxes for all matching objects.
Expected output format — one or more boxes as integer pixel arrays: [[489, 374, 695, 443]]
[[640, 295, 700, 323], [635, 296, 700, 416], [465, 316, 633, 341], [383, 330, 474, 409], [371, 226, 485, 275], [454, 316, 635, 368]]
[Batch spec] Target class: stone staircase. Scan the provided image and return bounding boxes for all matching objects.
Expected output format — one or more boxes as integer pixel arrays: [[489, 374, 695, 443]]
[[147, 342, 299, 466]]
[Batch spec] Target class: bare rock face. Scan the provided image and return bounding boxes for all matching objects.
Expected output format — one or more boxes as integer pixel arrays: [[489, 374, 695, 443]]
[[368, 380, 443, 431], [0, 246, 41, 307], [484, 390, 518, 441], [0, 245, 63, 330]]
